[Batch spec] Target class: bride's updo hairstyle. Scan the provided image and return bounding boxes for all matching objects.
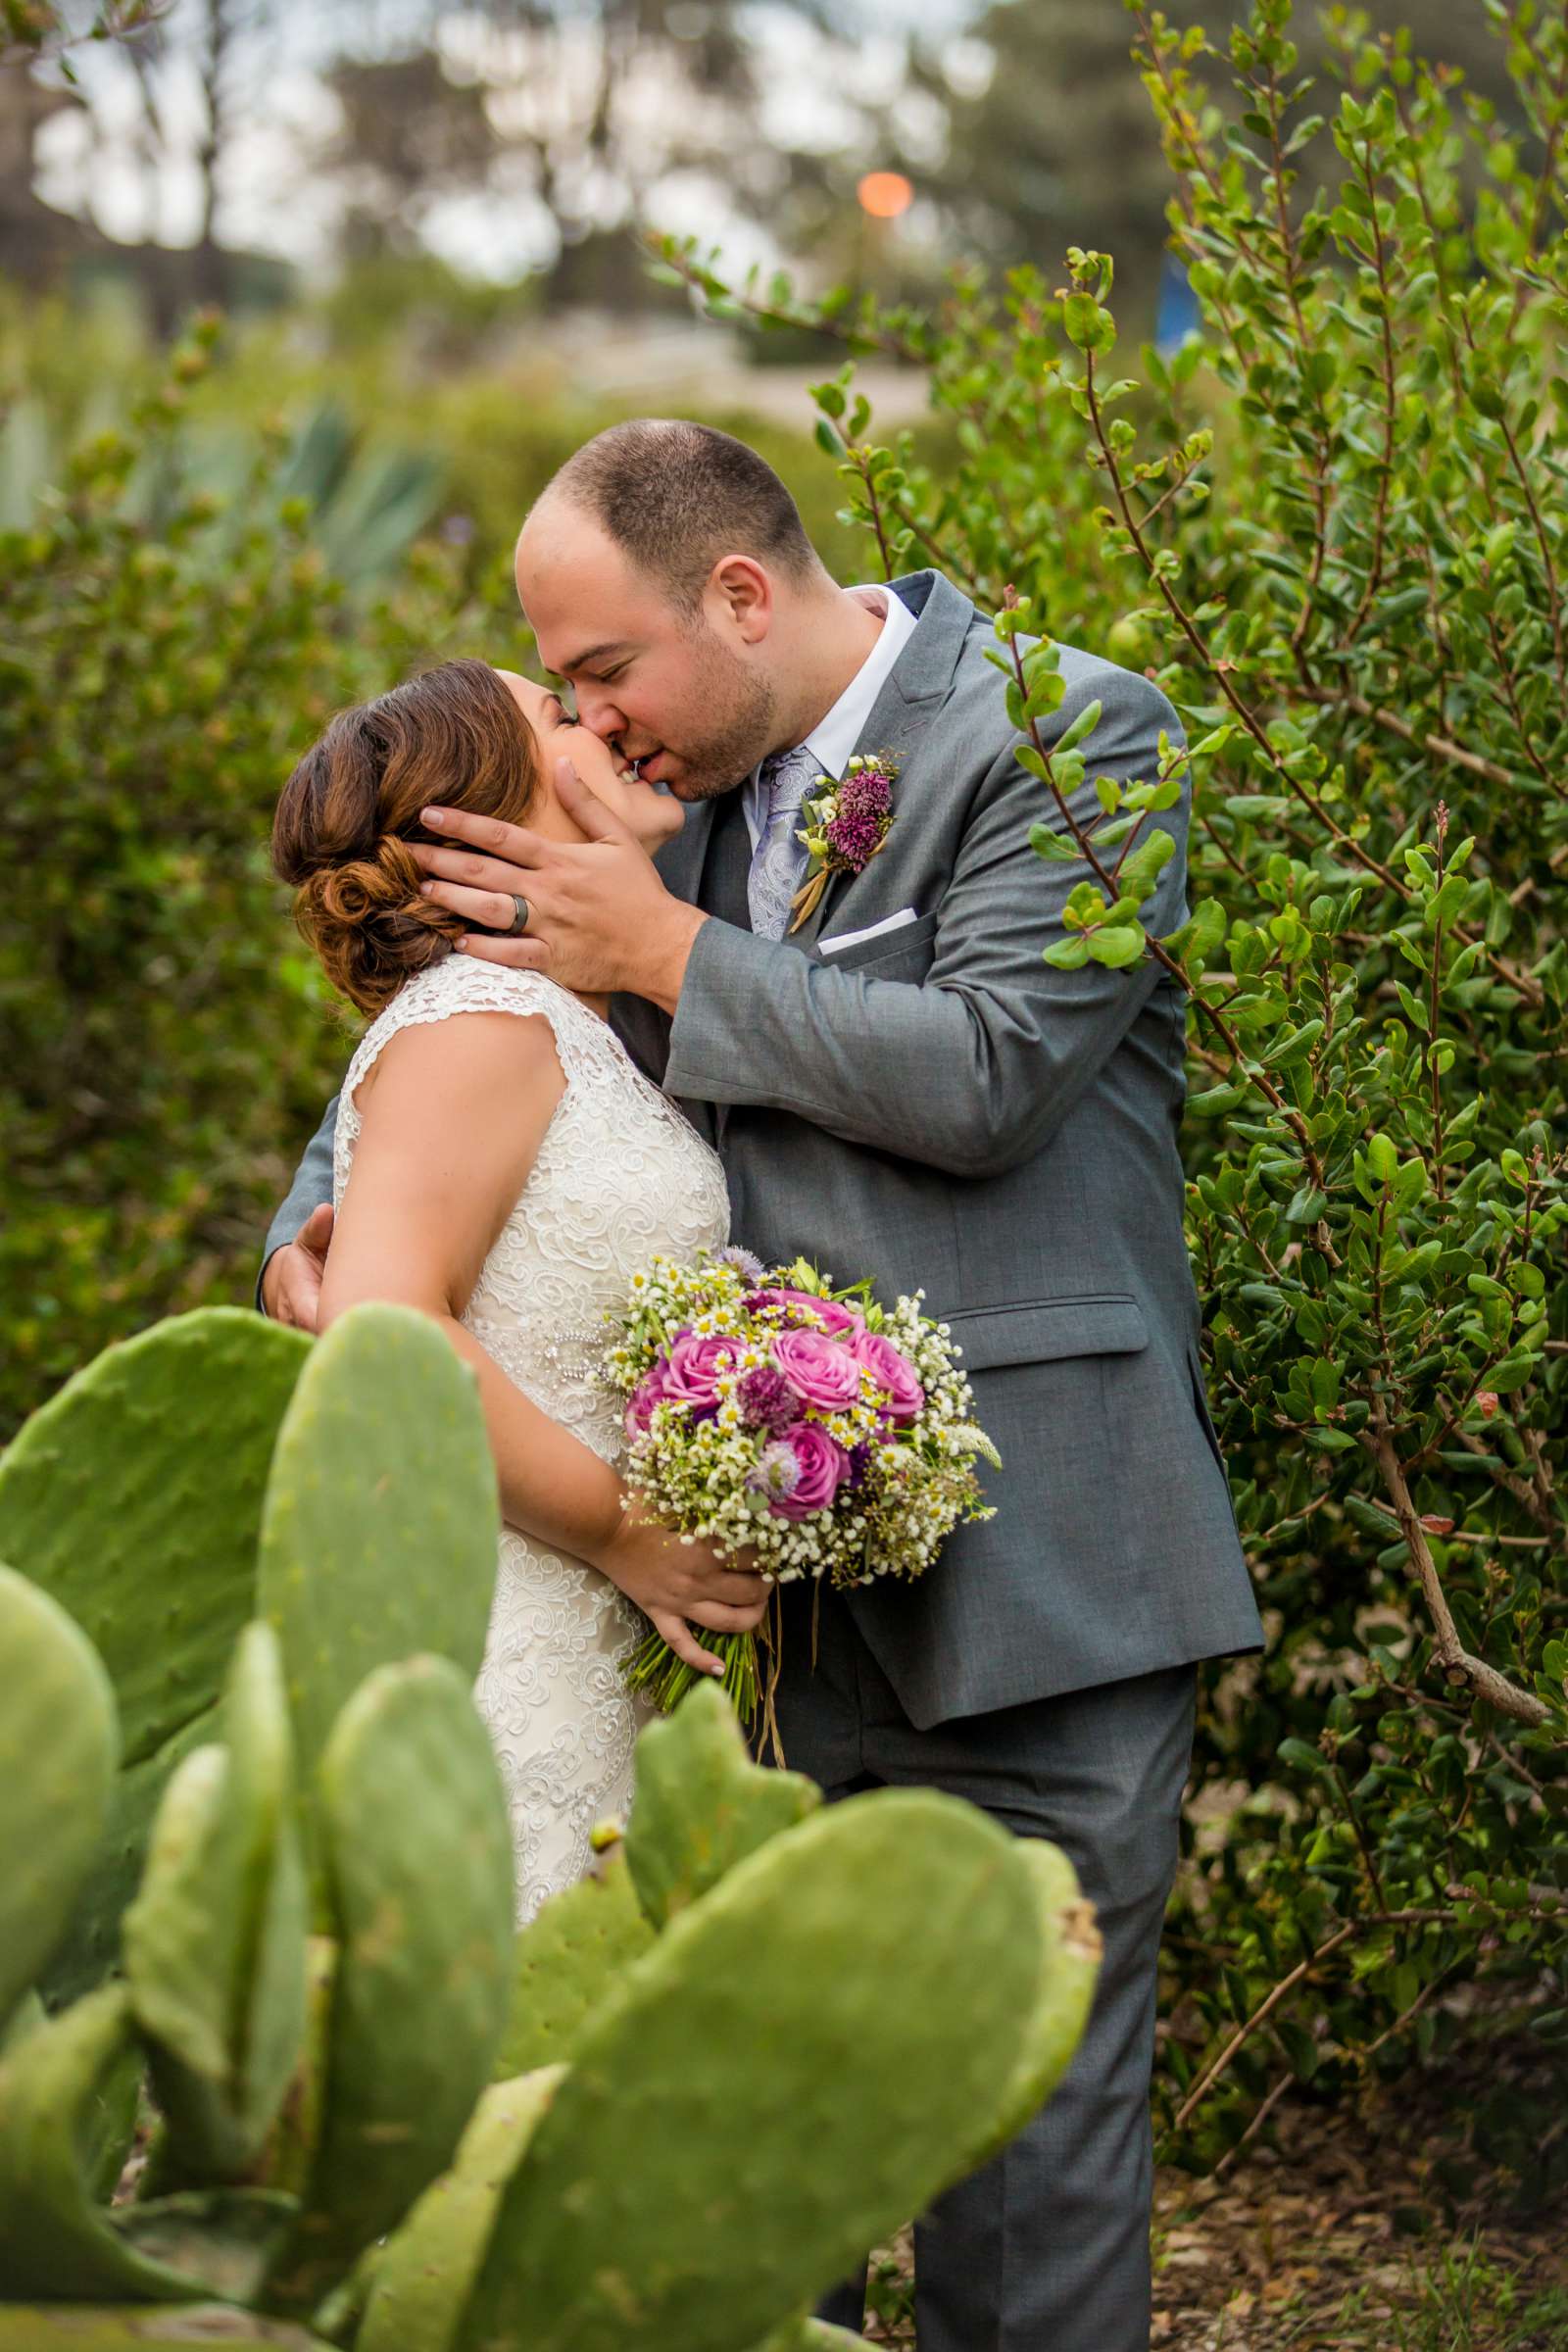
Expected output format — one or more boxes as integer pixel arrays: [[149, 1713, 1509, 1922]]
[[272, 660, 540, 1017]]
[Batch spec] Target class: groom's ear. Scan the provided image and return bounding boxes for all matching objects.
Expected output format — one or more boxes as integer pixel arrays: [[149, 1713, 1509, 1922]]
[[707, 555, 773, 645]]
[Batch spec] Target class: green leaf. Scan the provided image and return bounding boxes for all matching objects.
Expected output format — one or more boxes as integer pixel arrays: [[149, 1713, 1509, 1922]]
[[1056, 697, 1103, 754], [1062, 294, 1116, 353], [1029, 824, 1082, 864], [1086, 925, 1145, 968], [1044, 935, 1092, 969]]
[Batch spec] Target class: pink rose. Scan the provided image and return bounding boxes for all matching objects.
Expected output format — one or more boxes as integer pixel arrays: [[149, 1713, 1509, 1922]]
[[769, 1423, 849, 1520], [661, 1330, 742, 1414], [747, 1288, 866, 1340], [852, 1331, 925, 1424], [623, 1366, 669, 1441], [772, 1326, 864, 1412]]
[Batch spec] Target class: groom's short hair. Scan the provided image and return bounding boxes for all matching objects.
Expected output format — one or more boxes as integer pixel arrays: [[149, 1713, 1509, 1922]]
[[540, 419, 819, 612]]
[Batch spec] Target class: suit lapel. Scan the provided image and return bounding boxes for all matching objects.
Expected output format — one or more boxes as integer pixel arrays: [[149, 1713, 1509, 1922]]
[[790, 570, 976, 952]]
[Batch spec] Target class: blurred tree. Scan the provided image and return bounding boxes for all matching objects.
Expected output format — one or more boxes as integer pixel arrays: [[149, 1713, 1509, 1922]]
[[310, 0, 854, 297], [904, 0, 1526, 320]]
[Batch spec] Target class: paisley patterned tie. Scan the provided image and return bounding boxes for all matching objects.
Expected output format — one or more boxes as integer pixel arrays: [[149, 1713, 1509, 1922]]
[[747, 745, 818, 940]]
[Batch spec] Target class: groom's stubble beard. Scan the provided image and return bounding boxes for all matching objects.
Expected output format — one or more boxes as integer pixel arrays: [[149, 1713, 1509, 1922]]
[[662, 617, 780, 803]]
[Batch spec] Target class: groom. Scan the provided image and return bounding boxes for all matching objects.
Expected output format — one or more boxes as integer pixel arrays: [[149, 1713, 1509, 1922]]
[[262, 420, 1261, 2349]]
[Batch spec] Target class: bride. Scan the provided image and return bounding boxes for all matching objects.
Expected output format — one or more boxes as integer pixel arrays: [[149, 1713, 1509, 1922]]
[[270, 658, 766, 1920]]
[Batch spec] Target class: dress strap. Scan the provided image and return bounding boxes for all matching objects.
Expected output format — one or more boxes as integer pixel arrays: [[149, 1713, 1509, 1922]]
[[339, 956, 614, 1135]]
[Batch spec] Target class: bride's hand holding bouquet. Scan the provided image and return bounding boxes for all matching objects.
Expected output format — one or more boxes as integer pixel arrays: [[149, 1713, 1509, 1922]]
[[605, 1248, 1000, 1734]]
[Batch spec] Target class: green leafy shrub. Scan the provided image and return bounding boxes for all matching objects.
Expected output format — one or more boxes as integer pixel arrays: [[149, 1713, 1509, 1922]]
[[654, 0, 1568, 2186], [0, 318, 501, 1440]]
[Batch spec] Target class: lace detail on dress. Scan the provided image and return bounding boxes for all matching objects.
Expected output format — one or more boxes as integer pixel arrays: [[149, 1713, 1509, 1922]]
[[332, 952, 729, 1919]]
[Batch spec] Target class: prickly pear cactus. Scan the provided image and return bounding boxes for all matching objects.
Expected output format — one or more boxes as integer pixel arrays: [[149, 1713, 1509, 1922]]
[[255, 1305, 499, 1791], [0, 1312, 309, 1769], [494, 1850, 653, 2081], [458, 1788, 1042, 2352], [754, 2326, 871, 2350], [270, 1656, 514, 2312], [123, 1625, 307, 2185], [0, 1565, 118, 2032], [951, 1838, 1101, 2181], [358, 2068, 565, 2352], [0, 1983, 246, 2304], [253, 1936, 337, 2203], [623, 1680, 819, 1929], [0, 2313, 335, 2350], [0, 1312, 309, 2000]]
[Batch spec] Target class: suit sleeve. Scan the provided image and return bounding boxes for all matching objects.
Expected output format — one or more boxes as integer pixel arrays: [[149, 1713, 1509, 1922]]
[[256, 1091, 338, 1307], [662, 671, 1188, 1181]]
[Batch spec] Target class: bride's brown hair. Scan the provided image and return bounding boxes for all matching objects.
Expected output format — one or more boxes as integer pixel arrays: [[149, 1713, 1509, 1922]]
[[272, 660, 541, 1016]]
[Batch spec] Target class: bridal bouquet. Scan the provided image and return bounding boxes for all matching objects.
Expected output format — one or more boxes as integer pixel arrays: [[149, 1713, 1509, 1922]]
[[605, 1249, 999, 1729]]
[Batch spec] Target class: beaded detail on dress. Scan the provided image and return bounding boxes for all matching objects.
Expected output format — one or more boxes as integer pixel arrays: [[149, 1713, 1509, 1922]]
[[332, 953, 729, 1921]]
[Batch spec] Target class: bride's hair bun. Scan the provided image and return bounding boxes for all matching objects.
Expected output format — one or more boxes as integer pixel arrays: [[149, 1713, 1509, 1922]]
[[272, 660, 541, 1016]]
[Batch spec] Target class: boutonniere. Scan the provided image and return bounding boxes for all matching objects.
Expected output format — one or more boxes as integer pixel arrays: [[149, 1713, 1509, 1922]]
[[788, 751, 900, 934]]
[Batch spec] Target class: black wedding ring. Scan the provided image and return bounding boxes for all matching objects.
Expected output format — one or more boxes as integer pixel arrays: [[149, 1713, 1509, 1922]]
[[506, 894, 530, 937]]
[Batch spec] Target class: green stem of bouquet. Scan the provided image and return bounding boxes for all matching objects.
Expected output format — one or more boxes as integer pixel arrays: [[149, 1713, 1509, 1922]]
[[625, 1625, 761, 1726]]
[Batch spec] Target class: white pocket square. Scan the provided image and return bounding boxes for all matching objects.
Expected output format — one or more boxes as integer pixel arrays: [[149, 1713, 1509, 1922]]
[[818, 907, 922, 956]]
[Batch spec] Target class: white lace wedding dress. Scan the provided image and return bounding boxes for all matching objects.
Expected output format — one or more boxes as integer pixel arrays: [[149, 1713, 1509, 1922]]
[[332, 955, 730, 1921]]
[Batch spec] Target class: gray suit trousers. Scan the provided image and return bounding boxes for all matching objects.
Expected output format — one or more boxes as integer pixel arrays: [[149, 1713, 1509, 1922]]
[[774, 1586, 1195, 2352]]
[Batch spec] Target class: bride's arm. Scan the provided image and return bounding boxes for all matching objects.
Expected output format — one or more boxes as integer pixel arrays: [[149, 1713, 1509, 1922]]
[[318, 1010, 763, 1659]]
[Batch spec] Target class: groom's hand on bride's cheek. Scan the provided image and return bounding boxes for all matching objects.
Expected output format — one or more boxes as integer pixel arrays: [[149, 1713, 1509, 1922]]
[[413, 760, 708, 1013]]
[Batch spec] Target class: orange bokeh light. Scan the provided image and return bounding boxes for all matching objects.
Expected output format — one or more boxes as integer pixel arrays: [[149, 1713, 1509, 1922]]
[[857, 172, 913, 220]]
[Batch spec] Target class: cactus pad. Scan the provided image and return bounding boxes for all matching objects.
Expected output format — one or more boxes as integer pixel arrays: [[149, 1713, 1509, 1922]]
[[0, 1311, 309, 1768], [0, 2311, 334, 2349], [952, 1838, 1101, 2180], [0, 1984, 218, 2302], [255, 1304, 499, 1791], [124, 1625, 307, 2184], [0, 1564, 118, 2032], [272, 1657, 514, 2309], [44, 1708, 220, 2011], [358, 2068, 565, 2352], [255, 1936, 338, 2203], [623, 1681, 819, 1929], [113, 2187, 300, 2305], [494, 1852, 654, 2080], [755, 2328, 871, 2350], [460, 1787, 1041, 2352]]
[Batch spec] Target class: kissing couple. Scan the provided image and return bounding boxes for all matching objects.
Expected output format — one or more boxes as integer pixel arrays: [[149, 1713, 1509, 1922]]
[[261, 417, 1261, 2351]]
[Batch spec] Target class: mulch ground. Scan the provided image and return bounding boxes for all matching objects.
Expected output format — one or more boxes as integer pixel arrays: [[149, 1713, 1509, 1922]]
[[863, 2037, 1568, 2350]]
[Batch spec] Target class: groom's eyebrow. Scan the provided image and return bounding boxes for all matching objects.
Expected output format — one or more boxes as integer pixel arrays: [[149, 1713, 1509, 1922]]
[[551, 641, 629, 676]]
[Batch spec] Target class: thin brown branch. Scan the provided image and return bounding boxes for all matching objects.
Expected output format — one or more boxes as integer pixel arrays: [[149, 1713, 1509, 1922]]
[[1366, 1407, 1554, 1728]]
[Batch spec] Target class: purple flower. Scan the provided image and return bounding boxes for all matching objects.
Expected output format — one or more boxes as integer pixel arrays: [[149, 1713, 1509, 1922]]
[[661, 1330, 742, 1413], [748, 1441, 803, 1501], [851, 1331, 925, 1424], [823, 808, 884, 870], [845, 1441, 873, 1490], [768, 1423, 849, 1520], [838, 766, 892, 822], [773, 1327, 864, 1412], [736, 1365, 799, 1435], [719, 1244, 766, 1283]]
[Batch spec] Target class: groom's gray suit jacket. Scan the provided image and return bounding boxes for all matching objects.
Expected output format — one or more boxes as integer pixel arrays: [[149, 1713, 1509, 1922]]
[[266, 570, 1262, 1728]]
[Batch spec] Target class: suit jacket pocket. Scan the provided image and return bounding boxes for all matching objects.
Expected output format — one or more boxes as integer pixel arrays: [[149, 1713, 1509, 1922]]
[[945, 1294, 1150, 1371], [811, 910, 939, 976]]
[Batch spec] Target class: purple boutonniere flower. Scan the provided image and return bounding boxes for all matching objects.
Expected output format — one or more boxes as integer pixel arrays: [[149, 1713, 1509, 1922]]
[[789, 751, 900, 934]]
